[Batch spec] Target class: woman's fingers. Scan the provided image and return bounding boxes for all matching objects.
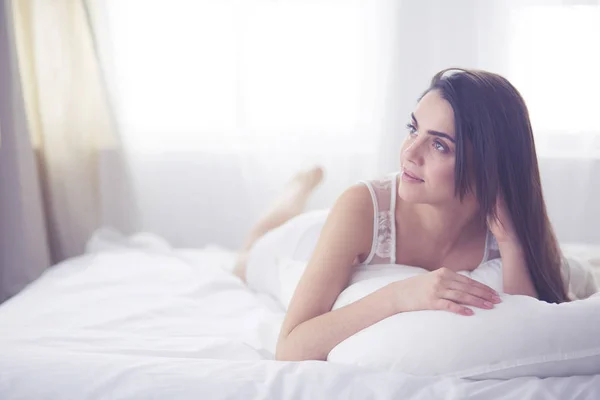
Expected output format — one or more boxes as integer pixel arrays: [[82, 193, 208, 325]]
[[446, 280, 500, 304], [441, 289, 495, 309], [434, 299, 473, 316], [430, 268, 501, 315], [448, 273, 499, 298]]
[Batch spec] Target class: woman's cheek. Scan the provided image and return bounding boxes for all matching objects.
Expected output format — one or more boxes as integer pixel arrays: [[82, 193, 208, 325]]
[[434, 164, 456, 191]]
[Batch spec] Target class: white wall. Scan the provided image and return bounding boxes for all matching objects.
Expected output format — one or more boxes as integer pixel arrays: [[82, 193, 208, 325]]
[[539, 156, 600, 245]]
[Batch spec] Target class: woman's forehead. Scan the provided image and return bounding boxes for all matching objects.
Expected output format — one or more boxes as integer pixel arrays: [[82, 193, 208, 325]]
[[414, 91, 455, 139]]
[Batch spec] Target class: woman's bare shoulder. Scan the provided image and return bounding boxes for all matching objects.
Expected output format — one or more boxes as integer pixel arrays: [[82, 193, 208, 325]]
[[336, 182, 373, 210], [322, 183, 374, 261]]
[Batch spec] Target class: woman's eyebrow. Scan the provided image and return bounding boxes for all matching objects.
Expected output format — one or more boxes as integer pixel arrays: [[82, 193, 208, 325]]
[[411, 113, 456, 143]]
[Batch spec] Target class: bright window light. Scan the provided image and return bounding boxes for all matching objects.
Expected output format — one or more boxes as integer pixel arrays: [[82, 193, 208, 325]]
[[509, 6, 600, 135], [104, 0, 384, 153]]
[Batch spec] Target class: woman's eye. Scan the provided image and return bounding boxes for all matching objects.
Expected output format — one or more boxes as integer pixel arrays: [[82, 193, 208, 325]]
[[406, 123, 417, 136], [433, 140, 447, 153]]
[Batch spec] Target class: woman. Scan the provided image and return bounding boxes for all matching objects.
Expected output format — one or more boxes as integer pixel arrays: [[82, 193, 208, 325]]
[[233, 68, 569, 362]]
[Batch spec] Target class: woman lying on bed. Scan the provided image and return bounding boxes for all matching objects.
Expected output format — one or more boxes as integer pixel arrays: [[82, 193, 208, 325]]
[[232, 68, 569, 361]]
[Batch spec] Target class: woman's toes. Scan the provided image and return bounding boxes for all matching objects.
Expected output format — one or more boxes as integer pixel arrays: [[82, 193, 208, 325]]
[[293, 166, 324, 193], [305, 166, 324, 189]]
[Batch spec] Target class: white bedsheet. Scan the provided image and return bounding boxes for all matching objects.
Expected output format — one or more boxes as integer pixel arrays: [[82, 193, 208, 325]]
[[1, 231, 599, 400]]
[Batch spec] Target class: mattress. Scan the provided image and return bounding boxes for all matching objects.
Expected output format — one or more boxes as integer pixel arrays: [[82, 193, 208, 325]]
[[0, 232, 599, 400]]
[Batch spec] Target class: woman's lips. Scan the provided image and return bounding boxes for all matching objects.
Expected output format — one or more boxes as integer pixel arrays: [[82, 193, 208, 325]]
[[402, 168, 424, 182]]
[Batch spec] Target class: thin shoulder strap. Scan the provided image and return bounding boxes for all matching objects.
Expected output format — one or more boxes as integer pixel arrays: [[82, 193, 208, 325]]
[[390, 172, 398, 264], [358, 172, 398, 265], [481, 230, 501, 263], [360, 180, 379, 265]]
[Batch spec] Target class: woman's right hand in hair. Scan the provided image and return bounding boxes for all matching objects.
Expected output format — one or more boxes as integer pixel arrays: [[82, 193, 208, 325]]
[[391, 268, 501, 316]]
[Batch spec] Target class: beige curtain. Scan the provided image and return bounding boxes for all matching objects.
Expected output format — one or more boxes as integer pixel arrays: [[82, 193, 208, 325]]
[[0, 0, 49, 302], [10, 0, 118, 263]]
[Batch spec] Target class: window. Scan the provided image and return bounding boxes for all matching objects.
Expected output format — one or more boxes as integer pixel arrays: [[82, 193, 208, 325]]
[[104, 0, 388, 153], [509, 6, 600, 136]]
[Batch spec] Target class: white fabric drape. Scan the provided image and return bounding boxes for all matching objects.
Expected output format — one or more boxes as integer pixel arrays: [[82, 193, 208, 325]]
[[96, 0, 394, 248], [0, 1, 50, 303], [0, 0, 137, 302], [9, 0, 137, 263], [95, 0, 600, 249]]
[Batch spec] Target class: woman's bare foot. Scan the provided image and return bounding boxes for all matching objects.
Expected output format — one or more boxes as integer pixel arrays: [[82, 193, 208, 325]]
[[234, 166, 324, 281], [242, 166, 324, 251], [266, 166, 324, 221]]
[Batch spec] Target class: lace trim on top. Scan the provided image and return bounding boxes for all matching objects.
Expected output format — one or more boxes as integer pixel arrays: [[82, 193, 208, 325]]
[[360, 172, 499, 266], [359, 173, 398, 265]]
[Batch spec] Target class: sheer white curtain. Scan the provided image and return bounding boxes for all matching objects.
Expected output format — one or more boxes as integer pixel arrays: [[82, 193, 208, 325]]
[[503, 0, 600, 244], [94, 0, 397, 249], [0, 0, 134, 302], [95, 0, 600, 249]]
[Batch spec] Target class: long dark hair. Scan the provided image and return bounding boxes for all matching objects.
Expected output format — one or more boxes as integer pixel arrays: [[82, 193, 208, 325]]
[[425, 68, 569, 303]]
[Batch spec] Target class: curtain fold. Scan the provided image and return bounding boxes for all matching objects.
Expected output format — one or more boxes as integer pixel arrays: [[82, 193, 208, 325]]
[[9, 0, 131, 263], [0, 0, 49, 303]]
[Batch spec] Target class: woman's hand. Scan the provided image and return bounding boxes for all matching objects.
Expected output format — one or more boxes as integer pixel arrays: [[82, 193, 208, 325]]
[[391, 268, 501, 316], [487, 194, 517, 244]]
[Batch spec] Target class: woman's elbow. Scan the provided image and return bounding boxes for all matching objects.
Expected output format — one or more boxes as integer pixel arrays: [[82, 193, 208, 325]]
[[274, 337, 325, 362], [274, 338, 300, 361], [274, 348, 293, 362]]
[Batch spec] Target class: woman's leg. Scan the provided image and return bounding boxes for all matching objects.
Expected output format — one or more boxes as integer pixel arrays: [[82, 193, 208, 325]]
[[233, 166, 324, 281]]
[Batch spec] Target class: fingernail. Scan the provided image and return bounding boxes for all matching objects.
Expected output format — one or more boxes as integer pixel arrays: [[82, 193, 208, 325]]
[[463, 308, 473, 316], [484, 301, 493, 308], [492, 295, 502, 303]]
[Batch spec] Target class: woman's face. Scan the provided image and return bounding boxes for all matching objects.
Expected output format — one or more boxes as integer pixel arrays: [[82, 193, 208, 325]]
[[398, 90, 463, 205]]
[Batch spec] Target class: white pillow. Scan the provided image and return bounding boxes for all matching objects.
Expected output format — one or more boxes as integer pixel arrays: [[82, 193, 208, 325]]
[[327, 260, 600, 379], [561, 243, 600, 297]]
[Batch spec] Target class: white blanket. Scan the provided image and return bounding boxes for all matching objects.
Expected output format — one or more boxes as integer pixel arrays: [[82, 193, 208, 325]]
[[0, 230, 599, 400]]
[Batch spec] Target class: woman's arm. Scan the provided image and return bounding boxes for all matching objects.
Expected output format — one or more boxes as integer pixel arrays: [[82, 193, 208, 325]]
[[275, 186, 500, 361], [498, 241, 538, 298], [276, 279, 399, 361], [277, 184, 504, 361], [275, 184, 398, 361], [488, 195, 538, 298]]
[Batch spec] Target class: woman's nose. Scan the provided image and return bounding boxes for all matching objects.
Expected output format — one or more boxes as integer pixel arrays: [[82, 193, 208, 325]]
[[402, 137, 425, 166]]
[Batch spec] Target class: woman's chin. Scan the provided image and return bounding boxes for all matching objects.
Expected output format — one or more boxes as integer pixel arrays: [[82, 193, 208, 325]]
[[397, 187, 424, 203]]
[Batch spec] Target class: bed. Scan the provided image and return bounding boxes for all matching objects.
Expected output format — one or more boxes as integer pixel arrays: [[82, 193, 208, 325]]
[[1, 230, 599, 400]]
